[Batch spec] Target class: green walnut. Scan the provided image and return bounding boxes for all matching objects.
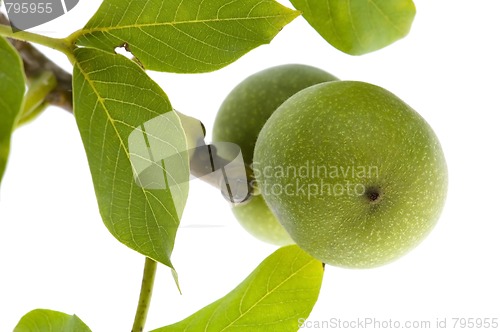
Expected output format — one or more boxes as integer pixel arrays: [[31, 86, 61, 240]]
[[253, 81, 448, 267], [213, 64, 338, 245], [232, 195, 293, 246]]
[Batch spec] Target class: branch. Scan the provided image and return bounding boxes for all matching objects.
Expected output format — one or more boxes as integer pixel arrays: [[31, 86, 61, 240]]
[[131, 257, 157, 332], [1, 14, 73, 112]]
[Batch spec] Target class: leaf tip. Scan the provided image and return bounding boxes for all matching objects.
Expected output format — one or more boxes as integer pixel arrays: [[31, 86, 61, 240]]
[[286, 8, 302, 22], [171, 268, 182, 295]]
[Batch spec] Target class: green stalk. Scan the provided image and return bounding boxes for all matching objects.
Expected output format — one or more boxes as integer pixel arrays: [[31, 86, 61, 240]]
[[132, 257, 158, 332], [17, 71, 57, 126], [0, 23, 73, 57]]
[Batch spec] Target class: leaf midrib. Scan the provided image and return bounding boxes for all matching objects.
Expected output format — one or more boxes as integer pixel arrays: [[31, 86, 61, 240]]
[[368, 0, 407, 34], [78, 14, 294, 36], [216, 257, 317, 331], [347, 0, 365, 51], [74, 58, 172, 263]]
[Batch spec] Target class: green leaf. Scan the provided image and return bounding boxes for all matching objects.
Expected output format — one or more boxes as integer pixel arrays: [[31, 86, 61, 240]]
[[0, 36, 26, 185], [73, 47, 189, 268], [14, 309, 91, 332], [290, 0, 416, 55], [73, 0, 299, 73], [153, 245, 324, 332]]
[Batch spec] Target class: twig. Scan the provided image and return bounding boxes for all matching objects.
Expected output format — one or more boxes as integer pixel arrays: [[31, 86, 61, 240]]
[[131, 257, 157, 332], [1, 14, 73, 112]]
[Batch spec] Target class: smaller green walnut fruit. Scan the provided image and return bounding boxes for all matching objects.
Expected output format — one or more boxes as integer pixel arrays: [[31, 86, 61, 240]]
[[213, 64, 338, 245], [232, 195, 293, 246], [213, 64, 339, 164], [254, 81, 448, 268]]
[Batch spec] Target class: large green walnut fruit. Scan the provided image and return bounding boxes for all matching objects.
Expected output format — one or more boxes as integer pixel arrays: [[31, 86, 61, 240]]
[[213, 64, 338, 245], [253, 81, 448, 267]]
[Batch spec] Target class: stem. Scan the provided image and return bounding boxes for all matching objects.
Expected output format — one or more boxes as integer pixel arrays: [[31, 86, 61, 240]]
[[132, 257, 157, 332], [1, 14, 73, 112], [17, 71, 57, 126], [0, 23, 73, 56]]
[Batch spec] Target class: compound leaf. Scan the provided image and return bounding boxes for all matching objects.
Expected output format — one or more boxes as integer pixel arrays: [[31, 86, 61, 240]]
[[73, 0, 299, 73], [73, 47, 189, 268], [152, 245, 324, 332], [290, 0, 416, 55], [14, 309, 91, 332], [0, 36, 25, 185]]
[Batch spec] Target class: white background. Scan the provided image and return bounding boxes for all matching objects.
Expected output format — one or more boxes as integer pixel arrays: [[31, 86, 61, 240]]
[[1, 1, 500, 331]]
